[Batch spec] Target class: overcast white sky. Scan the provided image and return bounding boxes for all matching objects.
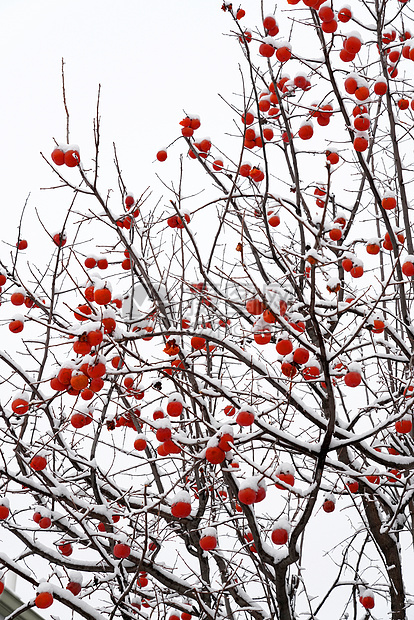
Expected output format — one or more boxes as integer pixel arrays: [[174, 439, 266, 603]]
[[0, 0, 266, 243]]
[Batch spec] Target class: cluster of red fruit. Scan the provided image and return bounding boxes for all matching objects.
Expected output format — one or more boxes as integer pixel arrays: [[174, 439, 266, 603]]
[[309, 102, 334, 128], [1, 281, 121, 407], [341, 255, 364, 279], [167, 211, 190, 229], [244, 125, 274, 149], [115, 194, 140, 232], [51, 145, 80, 168], [6, 281, 50, 333], [179, 115, 201, 138], [133, 396, 189, 457], [168, 613, 192, 620], [258, 16, 291, 61], [379, 27, 412, 78], [205, 429, 234, 464], [401, 32, 414, 62], [10, 289, 34, 309], [293, 101, 334, 142], [237, 162, 265, 183], [244, 296, 365, 388], [33, 510, 52, 529], [84, 256, 109, 269], [238, 477, 267, 505], [157, 115, 228, 179], [188, 137, 211, 159]]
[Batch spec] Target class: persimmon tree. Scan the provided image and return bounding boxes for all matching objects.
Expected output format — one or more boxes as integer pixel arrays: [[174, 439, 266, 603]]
[[1, 1, 414, 619]]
